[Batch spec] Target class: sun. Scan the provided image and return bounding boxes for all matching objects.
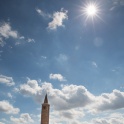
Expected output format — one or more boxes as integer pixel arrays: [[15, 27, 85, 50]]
[[76, 1, 103, 25], [86, 4, 97, 16], [81, 2, 101, 21]]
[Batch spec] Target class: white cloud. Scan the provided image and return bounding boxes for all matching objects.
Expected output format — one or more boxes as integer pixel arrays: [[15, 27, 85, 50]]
[[15, 37, 35, 45], [0, 100, 20, 114], [92, 89, 124, 112], [0, 122, 5, 124], [18, 80, 95, 110], [89, 113, 124, 124], [17, 79, 124, 123], [36, 8, 50, 18], [0, 22, 29, 46], [0, 37, 5, 47], [50, 108, 84, 124], [36, 8, 44, 16], [0, 22, 18, 39], [7, 93, 13, 99], [48, 8, 68, 30], [60, 108, 84, 119], [91, 61, 98, 68], [56, 54, 68, 64], [41, 56, 47, 59], [10, 113, 34, 124], [13, 87, 20, 93], [0, 118, 6, 122], [36, 8, 68, 30], [18, 79, 124, 113], [27, 38, 35, 43], [110, 0, 124, 10], [49, 73, 66, 81], [19, 36, 25, 40], [0, 75, 15, 86], [112, 0, 124, 6], [0, 22, 20, 47], [20, 79, 41, 96]]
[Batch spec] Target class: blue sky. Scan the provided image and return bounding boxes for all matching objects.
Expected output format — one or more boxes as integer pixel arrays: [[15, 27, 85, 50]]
[[0, 0, 124, 124]]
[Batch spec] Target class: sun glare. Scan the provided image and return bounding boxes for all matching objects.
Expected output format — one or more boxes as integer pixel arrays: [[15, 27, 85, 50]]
[[81, 2, 101, 21], [86, 4, 97, 16]]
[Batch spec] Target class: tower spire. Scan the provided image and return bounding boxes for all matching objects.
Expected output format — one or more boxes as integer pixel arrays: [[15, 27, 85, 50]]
[[44, 94, 48, 103]]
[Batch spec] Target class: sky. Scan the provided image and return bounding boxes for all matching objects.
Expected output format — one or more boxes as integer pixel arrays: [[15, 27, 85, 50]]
[[0, 0, 124, 123]]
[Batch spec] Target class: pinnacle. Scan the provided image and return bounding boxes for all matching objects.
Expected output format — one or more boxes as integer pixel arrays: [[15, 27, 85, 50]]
[[44, 94, 48, 103]]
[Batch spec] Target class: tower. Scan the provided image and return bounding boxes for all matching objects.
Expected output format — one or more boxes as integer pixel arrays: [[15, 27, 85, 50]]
[[41, 94, 50, 124]]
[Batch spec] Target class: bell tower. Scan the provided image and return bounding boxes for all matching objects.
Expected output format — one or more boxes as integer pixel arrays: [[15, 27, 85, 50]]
[[41, 94, 50, 124]]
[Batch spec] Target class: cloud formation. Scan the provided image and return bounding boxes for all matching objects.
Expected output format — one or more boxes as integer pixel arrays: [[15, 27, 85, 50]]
[[93, 89, 124, 112], [0, 75, 15, 86], [36, 8, 46, 17], [36, 8, 50, 18], [7, 93, 13, 99], [18, 80, 95, 110], [0, 22, 33, 46], [0, 22, 18, 39], [18, 79, 124, 113], [10, 113, 34, 124], [48, 8, 68, 30], [49, 73, 66, 81], [27, 38, 35, 43], [19, 79, 41, 96], [110, 0, 124, 10], [56, 54, 68, 65], [50, 108, 84, 124], [0, 22, 19, 47], [91, 61, 98, 68], [0, 100, 20, 114], [86, 113, 124, 124], [112, 0, 124, 6], [0, 122, 5, 124], [0, 37, 5, 47], [36, 8, 68, 30]]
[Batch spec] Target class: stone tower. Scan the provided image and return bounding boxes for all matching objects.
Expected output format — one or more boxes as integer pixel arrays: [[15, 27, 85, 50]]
[[41, 94, 50, 124]]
